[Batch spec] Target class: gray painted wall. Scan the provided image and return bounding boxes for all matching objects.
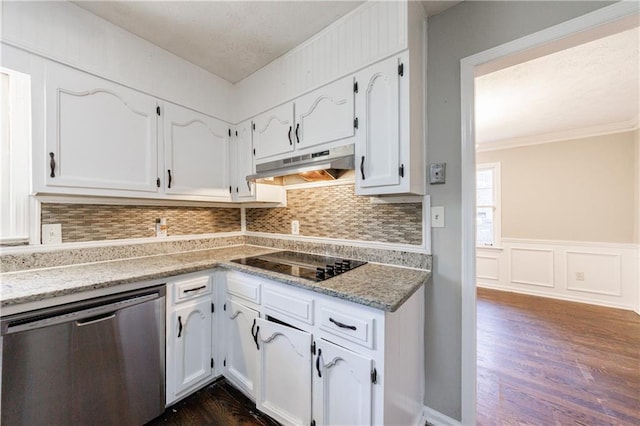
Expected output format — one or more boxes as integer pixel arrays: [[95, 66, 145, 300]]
[[425, 1, 613, 420]]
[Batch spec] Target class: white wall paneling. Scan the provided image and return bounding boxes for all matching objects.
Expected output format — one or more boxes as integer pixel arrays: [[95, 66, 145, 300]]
[[509, 248, 554, 288], [1, 1, 233, 121], [476, 254, 500, 282], [477, 239, 639, 311], [233, 1, 409, 122], [565, 251, 622, 296]]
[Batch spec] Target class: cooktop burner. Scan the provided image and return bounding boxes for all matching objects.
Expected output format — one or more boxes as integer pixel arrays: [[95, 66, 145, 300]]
[[230, 251, 367, 282]]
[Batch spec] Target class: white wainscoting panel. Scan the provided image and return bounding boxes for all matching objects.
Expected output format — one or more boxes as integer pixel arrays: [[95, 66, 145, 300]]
[[477, 239, 639, 312], [477, 254, 500, 281], [566, 251, 622, 296], [510, 248, 554, 288]]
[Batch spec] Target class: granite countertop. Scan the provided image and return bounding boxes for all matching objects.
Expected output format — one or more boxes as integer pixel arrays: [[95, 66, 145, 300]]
[[0, 245, 430, 313]]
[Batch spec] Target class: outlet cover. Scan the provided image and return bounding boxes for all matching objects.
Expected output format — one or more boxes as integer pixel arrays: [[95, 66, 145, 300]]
[[575, 272, 585, 281], [42, 224, 62, 244], [291, 220, 300, 235], [429, 163, 446, 184]]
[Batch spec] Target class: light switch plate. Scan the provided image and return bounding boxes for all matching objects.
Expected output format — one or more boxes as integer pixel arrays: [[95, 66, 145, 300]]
[[42, 224, 62, 244], [431, 206, 445, 228], [291, 220, 300, 235], [429, 163, 446, 184]]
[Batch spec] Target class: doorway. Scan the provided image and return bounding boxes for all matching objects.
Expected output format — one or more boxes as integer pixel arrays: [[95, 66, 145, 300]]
[[459, 3, 640, 424]]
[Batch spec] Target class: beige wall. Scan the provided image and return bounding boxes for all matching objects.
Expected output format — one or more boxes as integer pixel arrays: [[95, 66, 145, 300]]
[[478, 130, 639, 243]]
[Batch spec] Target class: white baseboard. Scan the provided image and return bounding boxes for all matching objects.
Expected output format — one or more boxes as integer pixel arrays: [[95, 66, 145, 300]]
[[421, 406, 462, 426]]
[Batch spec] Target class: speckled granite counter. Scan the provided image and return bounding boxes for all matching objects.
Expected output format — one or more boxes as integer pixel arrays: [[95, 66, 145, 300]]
[[1, 245, 430, 313]]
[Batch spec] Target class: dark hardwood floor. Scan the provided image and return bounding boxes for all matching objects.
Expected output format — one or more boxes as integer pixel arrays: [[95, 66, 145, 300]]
[[477, 288, 640, 425], [146, 379, 279, 426]]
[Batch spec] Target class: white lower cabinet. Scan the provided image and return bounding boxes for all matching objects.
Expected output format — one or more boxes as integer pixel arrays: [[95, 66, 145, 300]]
[[166, 273, 216, 405], [224, 298, 260, 399], [255, 318, 312, 426], [312, 339, 373, 426]]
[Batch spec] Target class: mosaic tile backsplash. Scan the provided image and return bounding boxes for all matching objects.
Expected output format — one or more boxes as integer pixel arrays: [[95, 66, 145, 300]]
[[246, 184, 423, 245], [41, 204, 241, 243]]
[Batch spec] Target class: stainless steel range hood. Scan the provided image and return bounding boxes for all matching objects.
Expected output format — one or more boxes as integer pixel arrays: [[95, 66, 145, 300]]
[[247, 144, 355, 181]]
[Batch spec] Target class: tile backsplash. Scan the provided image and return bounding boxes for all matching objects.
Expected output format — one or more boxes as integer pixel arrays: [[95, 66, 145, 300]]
[[246, 184, 423, 245], [41, 204, 241, 243]]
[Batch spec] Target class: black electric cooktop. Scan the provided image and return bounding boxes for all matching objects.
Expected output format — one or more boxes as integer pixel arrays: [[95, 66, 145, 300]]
[[230, 251, 366, 282]]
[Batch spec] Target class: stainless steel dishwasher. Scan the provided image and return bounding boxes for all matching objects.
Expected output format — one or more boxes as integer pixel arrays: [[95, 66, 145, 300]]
[[1, 285, 166, 426]]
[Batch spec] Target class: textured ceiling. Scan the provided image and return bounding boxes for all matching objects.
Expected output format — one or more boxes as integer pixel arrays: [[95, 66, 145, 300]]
[[73, 1, 364, 83], [475, 27, 640, 145]]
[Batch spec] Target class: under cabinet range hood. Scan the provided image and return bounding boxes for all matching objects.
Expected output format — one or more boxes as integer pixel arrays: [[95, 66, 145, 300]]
[[247, 145, 355, 181]]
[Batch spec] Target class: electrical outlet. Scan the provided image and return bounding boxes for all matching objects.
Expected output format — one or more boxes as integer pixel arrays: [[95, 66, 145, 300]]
[[291, 220, 300, 235], [575, 272, 585, 281], [42, 224, 62, 244]]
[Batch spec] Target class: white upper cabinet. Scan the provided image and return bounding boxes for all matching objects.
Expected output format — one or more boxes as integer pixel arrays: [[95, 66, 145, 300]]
[[252, 103, 295, 161], [294, 76, 355, 151], [231, 121, 255, 199], [355, 50, 425, 196], [354, 55, 401, 191], [44, 61, 159, 193], [163, 102, 229, 198]]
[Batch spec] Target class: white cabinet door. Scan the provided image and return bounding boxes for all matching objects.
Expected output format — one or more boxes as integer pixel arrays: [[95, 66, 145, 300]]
[[354, 55, 402, 193], [252, 103, 294, 161], [163, 102, 230, 198], [294, 76, 355, 150], [256, 318, 312, 426], [224, 299, 260, 399], [171, 299, 213, 398], [312, 339, 373, 426], [45, 61, 158, 193], [231, 121, 255, 200]]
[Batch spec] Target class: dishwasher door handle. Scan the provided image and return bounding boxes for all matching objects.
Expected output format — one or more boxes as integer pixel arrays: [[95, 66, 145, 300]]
[[76, 312, 116, 327]]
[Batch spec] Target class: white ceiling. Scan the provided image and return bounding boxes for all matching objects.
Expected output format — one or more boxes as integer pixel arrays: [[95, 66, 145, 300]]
[[73, 1, 460, 84], [475, 27, 640, 146]]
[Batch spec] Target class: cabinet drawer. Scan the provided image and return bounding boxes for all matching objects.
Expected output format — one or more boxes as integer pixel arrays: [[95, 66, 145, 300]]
[[263, 288, 314, 325], [226, 273, 261, 304], [173, 275, 212, 303], [318, 304, 374, 349]]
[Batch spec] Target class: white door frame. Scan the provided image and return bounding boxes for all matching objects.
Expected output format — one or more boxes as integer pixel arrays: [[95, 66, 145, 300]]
[[459, 3, 640, 424]]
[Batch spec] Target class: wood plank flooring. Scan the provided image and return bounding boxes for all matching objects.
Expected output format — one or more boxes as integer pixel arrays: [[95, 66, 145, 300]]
[[477, 288, 640, 425], [146, 379, 279, 426]]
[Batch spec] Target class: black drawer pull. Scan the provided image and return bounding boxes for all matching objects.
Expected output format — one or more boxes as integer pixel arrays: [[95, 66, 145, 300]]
[[329, 317, 357, 331], [167, 169, 172, 188], [183, 285, 206, 294], [177, 316, 183, 338], [316, 348, 322, 378], [360, 156, 365, 180], [288, 126, 292, 145]]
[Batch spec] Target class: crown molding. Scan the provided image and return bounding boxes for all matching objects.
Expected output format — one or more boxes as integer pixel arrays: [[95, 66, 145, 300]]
[[477, 115, 639, 152]]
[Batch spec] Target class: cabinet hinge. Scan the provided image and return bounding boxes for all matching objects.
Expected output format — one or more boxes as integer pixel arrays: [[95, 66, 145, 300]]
[[229, 186, 232, 194], [156, 177, 160, 188], [223, 358, 226, 367], [228, 128, 231, 137], [211, 303, 215, 313], [224, 303, 226, 311], [235, 130, 238, 137], [253, 148, 256, 156], [252, 122, 256, 131], [353, 81, 358, 93], [156, 106, 161, 116], [311, 421, 316, 426], [353, 117, 359, 129], [371, 368, 378, 384], [398, 63, 404, 77], [311, 341, 316, 355], [399, 164, 405, 178], [211, 358, 214, 369]]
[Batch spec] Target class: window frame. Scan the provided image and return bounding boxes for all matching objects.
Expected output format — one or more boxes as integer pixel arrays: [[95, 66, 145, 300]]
[[476, 162, 501, 248]]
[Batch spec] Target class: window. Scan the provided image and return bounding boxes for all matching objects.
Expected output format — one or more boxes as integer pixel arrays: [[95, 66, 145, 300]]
[[1, 67, 32, 245], [476, 163, 500, 247]]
